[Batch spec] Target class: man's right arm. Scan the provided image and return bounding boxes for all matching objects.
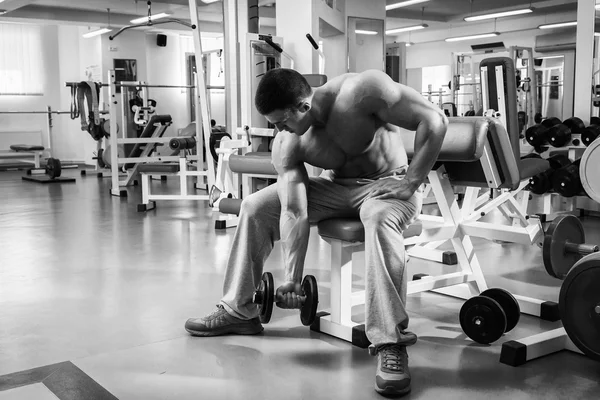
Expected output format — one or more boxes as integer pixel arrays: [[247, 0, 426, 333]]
[[271, 132, 310, 285]]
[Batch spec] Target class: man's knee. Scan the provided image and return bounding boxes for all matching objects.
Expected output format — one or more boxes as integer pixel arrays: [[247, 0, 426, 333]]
[[240, 192, 265, 216], [359, 199, 415, 230]]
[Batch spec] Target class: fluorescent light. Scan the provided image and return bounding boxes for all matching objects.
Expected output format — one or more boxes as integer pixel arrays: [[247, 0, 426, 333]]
[[464, 8, 533, 22], [0, 9, 6, 15], [386, 0, 430, 11], [82, 28, 113, 38], [535, 55, 564, 60], [445, 32, 500, 42], [596, 32, 600, 36], [538, 21, 577, 29], [201, 0, 221, 3], [386, 24, 428, 35], [406, 42, 414, 47], [356, 30, 378, 35], [130, 13, 171, 24]]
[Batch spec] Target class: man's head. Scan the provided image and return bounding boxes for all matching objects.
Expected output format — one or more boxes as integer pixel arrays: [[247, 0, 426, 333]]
[[255, 68, 313, 135]]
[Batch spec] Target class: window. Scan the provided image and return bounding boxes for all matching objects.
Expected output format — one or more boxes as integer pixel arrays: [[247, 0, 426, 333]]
[[0, 23, 44, 95]]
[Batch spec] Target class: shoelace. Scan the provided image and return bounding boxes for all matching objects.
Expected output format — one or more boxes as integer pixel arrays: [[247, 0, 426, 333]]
[[380, 345, 407, 372]]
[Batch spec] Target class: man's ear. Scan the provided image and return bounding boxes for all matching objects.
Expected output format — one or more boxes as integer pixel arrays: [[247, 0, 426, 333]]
[[298, 101, 311, 113]]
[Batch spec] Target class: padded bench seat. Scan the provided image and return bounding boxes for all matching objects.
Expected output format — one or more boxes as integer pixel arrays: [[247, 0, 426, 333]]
[[9, 144, 45, 152], [137, 163, 180, 174], [318, 218, 423, 242], [229, 152, 276, 175]]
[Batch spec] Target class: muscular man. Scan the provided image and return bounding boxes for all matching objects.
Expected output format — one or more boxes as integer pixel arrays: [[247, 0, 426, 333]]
[[185, 68, 448, 397]]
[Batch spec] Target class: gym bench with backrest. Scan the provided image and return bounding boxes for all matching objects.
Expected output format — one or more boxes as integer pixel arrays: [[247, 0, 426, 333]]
[[310, 116, 560, 348]]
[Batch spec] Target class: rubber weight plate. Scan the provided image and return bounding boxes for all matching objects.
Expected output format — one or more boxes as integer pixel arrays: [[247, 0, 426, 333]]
[[559, 253, 600, 361], [46, 158, 62, 179], [300, 275, 319, 326], [481, 288, 521, 332], [543, 215, 586, 279], [459, 296, 507, 344], [580, 139, 600, 204], [254, 272, 274, 324]]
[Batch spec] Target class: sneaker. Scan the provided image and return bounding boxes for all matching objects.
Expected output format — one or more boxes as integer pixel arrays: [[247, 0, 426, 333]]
[[374, 344, 411, 397], [185, 304, 264, 337]]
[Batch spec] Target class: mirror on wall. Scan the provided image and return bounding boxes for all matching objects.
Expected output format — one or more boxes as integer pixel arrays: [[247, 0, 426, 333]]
[[533, 55, 564, 122], [347, 17, 384, 73]]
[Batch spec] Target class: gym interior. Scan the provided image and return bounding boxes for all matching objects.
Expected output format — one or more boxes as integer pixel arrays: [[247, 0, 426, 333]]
[[1, 0, 600, 399]]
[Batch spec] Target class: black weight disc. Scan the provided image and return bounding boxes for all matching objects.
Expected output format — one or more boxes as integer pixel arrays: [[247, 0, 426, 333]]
[[97, 149, 106, 168], [459, 296, 507, 344], [543, 215, 585, 279], [559, 253, 600, 361], [300, 275, 319, 326], [481, 288, 521, 332], [46, 158, 62, 179], [254, 272, 274, 324]]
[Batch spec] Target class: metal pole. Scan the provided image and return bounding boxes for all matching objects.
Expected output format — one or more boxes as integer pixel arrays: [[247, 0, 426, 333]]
[[189, 0, 215, 190], [109, 69, 120, 196]]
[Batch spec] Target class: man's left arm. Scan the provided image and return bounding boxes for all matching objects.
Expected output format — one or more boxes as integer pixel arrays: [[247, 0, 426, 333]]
[[360, 70, 448, 194]]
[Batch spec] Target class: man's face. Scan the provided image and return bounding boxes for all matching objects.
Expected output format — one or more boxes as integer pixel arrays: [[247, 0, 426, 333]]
[[264, 106, 309, 135]]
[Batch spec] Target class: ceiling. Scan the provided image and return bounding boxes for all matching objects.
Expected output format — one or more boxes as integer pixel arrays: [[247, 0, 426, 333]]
[[0, 0, 592, 39]]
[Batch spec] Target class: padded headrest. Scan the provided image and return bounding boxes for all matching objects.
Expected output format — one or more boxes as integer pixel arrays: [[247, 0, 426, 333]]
[[400, 117, 491, 162]]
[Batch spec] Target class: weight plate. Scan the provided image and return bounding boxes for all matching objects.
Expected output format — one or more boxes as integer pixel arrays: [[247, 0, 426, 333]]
[[481, 288, 521, 332], [459, 296, 507, 344], [255, 272, 274, 324], [580, 139, 600, 204], [300, 275, 319, 326], [543, 215, 586, 279], [559, 253, 600, 361], [46, 158, 62, 179], [97, 149, 106, 168]]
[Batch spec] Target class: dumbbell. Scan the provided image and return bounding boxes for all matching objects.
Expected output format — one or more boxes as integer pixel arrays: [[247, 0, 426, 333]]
[[253, 272, 319, 326], [528, 154, 572, 194], [459, 288, 521, 344], [547, 124, 572, 147], [543, 214, 600, 279], [563, 117, 586, 134], [582, 125, 600, 147], [541, 117, 562, 129], [552, 159, 582, 197], [525, 124, 550, 147], [591, 116, 600, 126], [169, 136, 197, 151]]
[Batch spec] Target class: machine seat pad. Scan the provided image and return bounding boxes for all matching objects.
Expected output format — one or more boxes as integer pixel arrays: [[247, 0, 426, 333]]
[[10, 144, 45, 152], [229, 152, 276, 175], [317, 218, 423, 243], [137, 163, 180, 173], [519, 157, 550, 181]]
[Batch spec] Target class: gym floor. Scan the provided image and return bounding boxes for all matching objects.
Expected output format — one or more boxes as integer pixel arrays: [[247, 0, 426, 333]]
[[0, 170, 599, 400]]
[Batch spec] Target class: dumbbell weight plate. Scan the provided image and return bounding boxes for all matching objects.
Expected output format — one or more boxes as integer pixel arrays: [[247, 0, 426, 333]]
[[253, 272, 274, 324], [300, 275, 319, 326], [547, 124, 572, 147], [480, 288, 521, 332], [580, 140, 600, 204], [459, 295, 507, 344], [46, 158, 62, 179], [558, 253, 600, 361], [543, 215, 586, 280]]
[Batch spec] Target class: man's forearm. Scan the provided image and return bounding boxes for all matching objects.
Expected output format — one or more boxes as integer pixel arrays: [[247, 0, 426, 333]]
[[280, 211, 310, 283], [405, 118, 447, 188]]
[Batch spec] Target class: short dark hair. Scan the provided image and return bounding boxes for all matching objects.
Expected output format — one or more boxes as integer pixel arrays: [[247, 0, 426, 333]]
[[255, 68, 312, 115]]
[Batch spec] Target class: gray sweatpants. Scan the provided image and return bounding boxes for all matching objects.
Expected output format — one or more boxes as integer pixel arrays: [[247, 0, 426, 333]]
[[220, 167, 423, 352]]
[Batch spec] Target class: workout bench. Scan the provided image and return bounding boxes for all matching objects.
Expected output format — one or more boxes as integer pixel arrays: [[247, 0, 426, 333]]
[[311, 116, 560, 348]]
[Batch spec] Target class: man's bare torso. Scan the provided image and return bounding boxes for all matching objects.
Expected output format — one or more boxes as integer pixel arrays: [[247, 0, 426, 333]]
[[278, 74, 410, 179]]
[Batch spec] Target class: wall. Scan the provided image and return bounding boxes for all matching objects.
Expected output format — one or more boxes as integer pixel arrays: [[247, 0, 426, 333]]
[[0, 25, 59, 160]]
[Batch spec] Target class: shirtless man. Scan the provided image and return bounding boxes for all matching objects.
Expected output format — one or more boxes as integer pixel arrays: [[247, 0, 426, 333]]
[[185, 68, 448, 397]]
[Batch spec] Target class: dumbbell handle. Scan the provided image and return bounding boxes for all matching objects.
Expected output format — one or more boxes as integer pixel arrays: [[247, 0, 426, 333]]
[[253, 291, 306, 305], [565, 242, 599, 256], [275, 293, 306, 304]]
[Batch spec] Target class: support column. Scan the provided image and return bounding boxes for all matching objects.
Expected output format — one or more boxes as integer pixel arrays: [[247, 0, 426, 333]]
[[223, 0, 239, 134], [573, 0, 595, 122]]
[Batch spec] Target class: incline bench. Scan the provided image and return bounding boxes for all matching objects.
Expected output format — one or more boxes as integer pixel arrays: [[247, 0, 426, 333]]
[[310, 117, 559, 348]]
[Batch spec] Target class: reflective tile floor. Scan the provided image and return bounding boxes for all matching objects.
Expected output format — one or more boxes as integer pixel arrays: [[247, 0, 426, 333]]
[[0, 170, 599, 399]]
